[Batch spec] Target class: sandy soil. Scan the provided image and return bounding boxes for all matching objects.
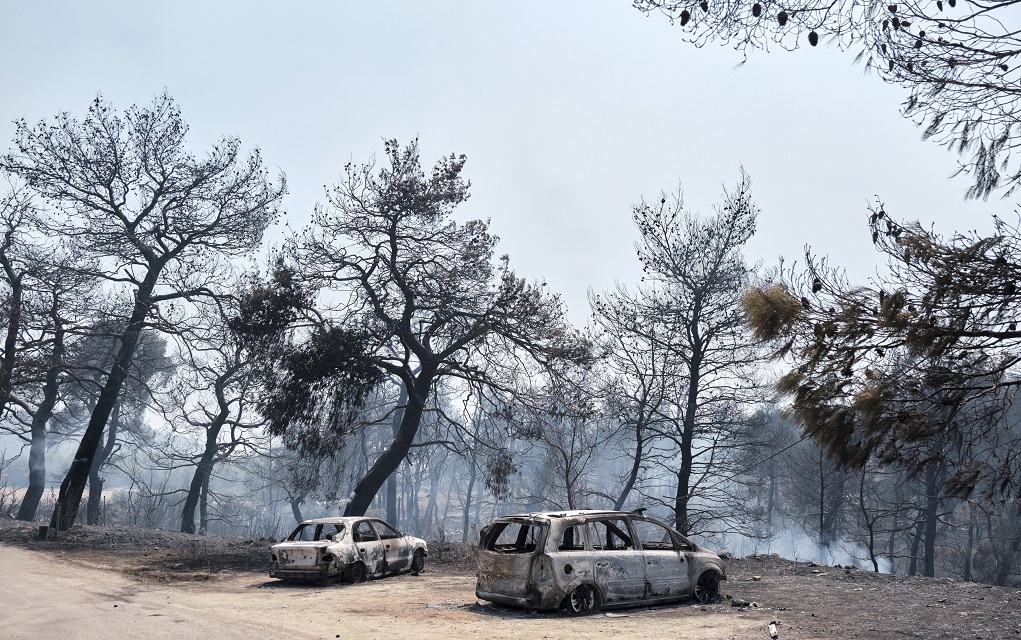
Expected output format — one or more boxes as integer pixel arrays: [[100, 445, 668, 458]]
[[1, 519, 1019, 639]]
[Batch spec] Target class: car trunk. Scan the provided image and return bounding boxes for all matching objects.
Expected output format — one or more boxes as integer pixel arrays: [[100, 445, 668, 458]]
[[476, 550, 537, 596], [476, 520, 548, 597], [275, 542, 325, 567]]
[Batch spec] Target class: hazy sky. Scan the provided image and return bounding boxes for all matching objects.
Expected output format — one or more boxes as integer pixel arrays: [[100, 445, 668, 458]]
[[1, 1, 1008, 325]]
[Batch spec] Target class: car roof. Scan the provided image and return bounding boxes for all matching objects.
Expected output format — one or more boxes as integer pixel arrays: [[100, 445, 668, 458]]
[[497, 509, 640, 521], [296, 516, 373, 526]]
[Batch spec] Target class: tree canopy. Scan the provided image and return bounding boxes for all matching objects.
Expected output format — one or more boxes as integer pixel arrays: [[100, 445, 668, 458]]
[[234, 139, 590, 516], [1, 93, 285, 528], [742, 204, 1021, 499], [635, 0, 1021, 198]]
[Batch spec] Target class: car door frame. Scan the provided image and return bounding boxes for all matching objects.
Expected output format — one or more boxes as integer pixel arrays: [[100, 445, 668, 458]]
[[352, 518, 386, 576], [586, 517, 646, 605], [370, 519, 412, 574], [630, 517, 691, 599]]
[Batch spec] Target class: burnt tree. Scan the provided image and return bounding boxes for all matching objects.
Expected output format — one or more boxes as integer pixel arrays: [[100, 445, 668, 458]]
[[2, 93, 284, 529], [235, 139, 588, 518]]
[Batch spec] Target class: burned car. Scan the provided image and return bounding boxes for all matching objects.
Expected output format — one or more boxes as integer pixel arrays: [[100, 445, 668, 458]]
[[475, 510, 726, 614], [269, 517, 427, 583]]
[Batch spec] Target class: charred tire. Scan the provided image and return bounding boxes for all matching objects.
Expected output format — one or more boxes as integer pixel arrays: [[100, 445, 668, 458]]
[[410, 549, 426, 575], [564, 584, 599, 615], [693, 571, 721, 604], [346, 562, 367, 584]]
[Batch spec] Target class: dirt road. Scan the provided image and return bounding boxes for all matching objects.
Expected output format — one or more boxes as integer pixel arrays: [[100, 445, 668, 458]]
[[5, 519, 1021, 640], [0, 543, 769, 639]]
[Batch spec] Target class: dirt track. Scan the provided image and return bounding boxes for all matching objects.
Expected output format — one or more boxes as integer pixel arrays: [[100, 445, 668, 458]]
[[0, 543, 770, 639], [3, 520, 1021, 639]]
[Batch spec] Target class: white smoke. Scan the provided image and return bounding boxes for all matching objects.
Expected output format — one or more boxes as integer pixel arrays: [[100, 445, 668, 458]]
[[718, 529, 894, 574]]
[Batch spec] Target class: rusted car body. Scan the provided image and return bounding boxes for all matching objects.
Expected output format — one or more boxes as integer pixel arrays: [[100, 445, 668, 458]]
[[475, 510, 726, 613], [269, 517, 427, 583]]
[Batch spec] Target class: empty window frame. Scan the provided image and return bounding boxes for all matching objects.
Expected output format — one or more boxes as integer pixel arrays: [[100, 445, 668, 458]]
[[558, 524, 587, 551], [631, 519, 679, 551], [483, 521, 546, 553], [588, 518, 635, 551]]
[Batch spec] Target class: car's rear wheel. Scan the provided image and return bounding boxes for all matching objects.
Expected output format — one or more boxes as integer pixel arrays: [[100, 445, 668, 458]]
[[410, 549, 426, 575], [564, 584, 599, 615], [693, 571, 721, 604], [346, 562, 367, 584]]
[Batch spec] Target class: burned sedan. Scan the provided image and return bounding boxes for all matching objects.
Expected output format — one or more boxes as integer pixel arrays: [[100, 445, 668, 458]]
[[476, 510, 726, 614], [269, 517, 427, 583]]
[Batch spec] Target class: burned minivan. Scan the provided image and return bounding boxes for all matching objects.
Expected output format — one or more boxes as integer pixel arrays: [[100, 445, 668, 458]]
[[475, 510, 726, 614]]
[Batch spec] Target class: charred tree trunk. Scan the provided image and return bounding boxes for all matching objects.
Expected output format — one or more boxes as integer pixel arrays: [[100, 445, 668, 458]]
[[441, 469, 456, 530], [16, 315, 63, 521], [181, 427, 224, 534], [766, 462, 778, 531], [181, 396, 230, 534], [964, 518, 975, 582], [908, 513, 924, 576], [673, 343, 702, 536], [289, 489, 308, 524], [87, 402, 121, 525], [198, 471, 210, 535], [820, 464, 846, 560], [923, 463, 939, 578], [51, 274, 159, 530], [818, 448, 827, 557], [472, 473, 483, 533], [993, 519, 1021, 585], [0, 246, 23, 414], [344, 366, 436, 517], [859, 471, 880, 573], [424, 464, 440, 533], [385, 385, 407, 526], [410, 463, 423, 531], [614, 419, 645, 511], [886, 511, 898, 575], [386, 472, 398, 525], [16, 413, 48, 521], [461, 459, 477, 543]]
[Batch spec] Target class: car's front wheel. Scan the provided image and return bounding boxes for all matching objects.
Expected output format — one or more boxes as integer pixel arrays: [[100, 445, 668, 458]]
[[410, 549, 426, 575], [693, 571, 721, 604], [564, 584, 599, 615]]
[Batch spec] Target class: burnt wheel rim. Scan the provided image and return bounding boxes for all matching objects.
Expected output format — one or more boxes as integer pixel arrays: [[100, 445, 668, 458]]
[[349, 563, 366, 583], [567, 585, 597, 614], [694, 573, 719, 604], [411, 551, 425, 573]]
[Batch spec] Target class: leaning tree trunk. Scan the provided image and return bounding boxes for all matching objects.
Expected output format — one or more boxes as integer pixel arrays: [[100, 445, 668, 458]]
[[345, 367, 435, 517], [289, 489, 309, 524], [613, 409, 646, 511], [50, 274, 158, 531], [87, 403, 120, 525], [181, 410, 228, 534]]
